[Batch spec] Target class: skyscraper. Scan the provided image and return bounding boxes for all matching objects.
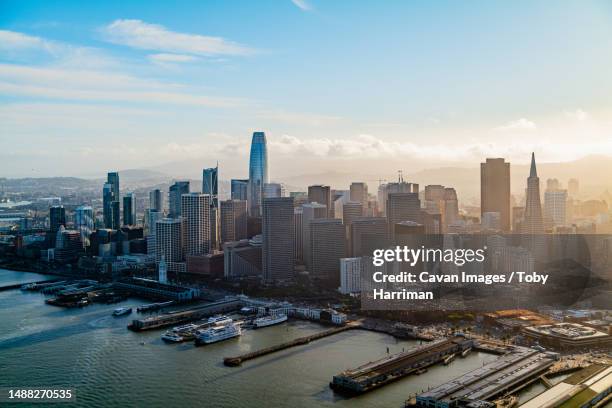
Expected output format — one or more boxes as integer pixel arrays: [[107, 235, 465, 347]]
[[220, 199, 248, 243], [122, 192, 136, 226], [169, 181, 190, 218], [262, 197, 294, 283], [522, 153, 544, 234], [111, 201, 120, 230], [339, 258, 362, 295], [49, 205, 66, 233], [107, 172, 120, 200], [308, 185, 332, 217], [350, 217, 389, 257], [481, 158, 511, 232], [264, 183, 284, 198], [350, 182, 368, 206], [294, 206, 303, 263], [568, 178, 579, 197], [155, 218, 183, 268], [149, 189, 163, 212], [103, 182, 114, 229], [248, 131, 269, 217], [75, 206, 94, 247], [202, 166, 218, 207], [203, 166, 219, 251], [442, 188, 459, 231], [308, 218, 346, 284], [231, 179, 249, 201], [386, 192, 421, 235], [544, 190, 567, 228], [301, 202, 328, 267], [181, 193, 211, 256]]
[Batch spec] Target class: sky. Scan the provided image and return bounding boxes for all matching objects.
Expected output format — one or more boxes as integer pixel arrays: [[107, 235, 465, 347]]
[[1, 0, 612, 180]]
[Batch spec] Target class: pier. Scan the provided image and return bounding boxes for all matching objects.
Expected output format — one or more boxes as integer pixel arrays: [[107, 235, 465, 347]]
[[224, 324, 358, 366], [330, 335, 474, 394], [128, 298, 242, 331], [0, 279, 59, 292]]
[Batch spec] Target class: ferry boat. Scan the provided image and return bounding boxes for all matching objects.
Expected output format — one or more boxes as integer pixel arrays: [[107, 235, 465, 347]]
[[161, 331, 184, 343], [207, 315, 232, 326], [253, 314, 288, 328], [172, 323, 200, 333], [112, 307, 132, 316], [195, 322, 241, 345], [443, 353, 456, 365]]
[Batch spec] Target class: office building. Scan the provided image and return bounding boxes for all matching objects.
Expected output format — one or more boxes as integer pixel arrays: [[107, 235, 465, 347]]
[[350, 217, 389, 257], [386, 192, 421, 235], [522, 153, 544, 235], [123, 193, 136, 226], [224, 239, 262, 279], [74, 206, 94, 247], [568, 178, 579, 197], [339, 257, 361, 295], [169, 181, 189, 218], [308, 185, 332, 217], [111, 200, 120, 230], [264, 182, 285, 198], [49, 205, 66, 233], [181, 193, 210, 256], [149, 189, 163, 212], [231, 179, 249, 201], [220, 199, 248, 243], [102, 182, 114, 229], [262, 197, 295, 283], [378, 180, 418, 216], [544, 189, 568, 228], [350, 182, 368, 206], [481, 158, 511, 232], [202, 166, 218, 207], [301, 202, 328, 267], [248, 131, 269, 217], [308, 218, 345, 284], [294, 206, 303, 263], [442, 188, 459, 231]]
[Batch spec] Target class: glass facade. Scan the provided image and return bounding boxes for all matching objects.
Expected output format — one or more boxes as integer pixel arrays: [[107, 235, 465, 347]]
[[248, 131, 269, 216]]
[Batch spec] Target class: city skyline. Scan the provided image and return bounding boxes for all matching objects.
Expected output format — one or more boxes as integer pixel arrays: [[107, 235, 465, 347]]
[[2, 1, 612, 177]]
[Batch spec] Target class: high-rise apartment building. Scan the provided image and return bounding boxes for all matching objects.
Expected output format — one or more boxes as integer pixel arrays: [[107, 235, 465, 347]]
[[262, 197, 294, 283], [203, 166, 219, 251], [480, 158, 511, 232], [248, 132, 269, 217], [155, 218, 183, 269], [339, 257, 362, 295]]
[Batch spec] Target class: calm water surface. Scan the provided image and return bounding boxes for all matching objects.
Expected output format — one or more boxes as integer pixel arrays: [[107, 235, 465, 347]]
[[1, 269, 507, 407]]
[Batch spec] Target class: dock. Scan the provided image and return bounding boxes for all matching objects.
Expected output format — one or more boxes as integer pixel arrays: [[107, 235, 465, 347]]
[[128, 298, 242, 331], [224, 324, 358, 366], [0, 279, 59, 292], [330, 335, 474, 394]]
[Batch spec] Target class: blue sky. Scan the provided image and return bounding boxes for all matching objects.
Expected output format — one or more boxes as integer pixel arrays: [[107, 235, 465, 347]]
[[1, 0, 612, 178]]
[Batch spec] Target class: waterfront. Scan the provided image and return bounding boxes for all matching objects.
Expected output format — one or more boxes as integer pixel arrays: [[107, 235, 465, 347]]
[[0, 269, 503, 407]]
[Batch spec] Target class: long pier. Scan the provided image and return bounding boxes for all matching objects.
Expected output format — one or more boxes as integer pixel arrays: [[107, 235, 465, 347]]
[[330, 336, 474, 394], [0, 279, 58, 292], [128, 298, 242, 331], [224, 324, 358, 366]]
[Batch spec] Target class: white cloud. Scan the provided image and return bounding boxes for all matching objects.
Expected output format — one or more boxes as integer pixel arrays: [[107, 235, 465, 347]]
[[494, 118, 537, 132], [565, 109, 589, 121], [291, 0, 312, 11], [0, 63, 244, 107], [148, 53, 199, 63], [101, 19, 255, 56]]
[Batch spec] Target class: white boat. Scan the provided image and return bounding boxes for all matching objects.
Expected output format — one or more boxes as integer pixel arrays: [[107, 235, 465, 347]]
[[207, 315, 232, 326], [253, 314, 288, 328], [161, 331, 184, 343], [172, 323, 199, 333], [112, 307, 132, 316], [195, 322, 241, 345]]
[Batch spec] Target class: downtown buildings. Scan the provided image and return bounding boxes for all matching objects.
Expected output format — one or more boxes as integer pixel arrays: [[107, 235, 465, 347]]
[[248, 132, 268, 217], [480, 158, 511, 232]]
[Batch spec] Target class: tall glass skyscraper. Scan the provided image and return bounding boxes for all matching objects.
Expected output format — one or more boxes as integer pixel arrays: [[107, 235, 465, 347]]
[[202, 166, 218, 207], [248, 131, 268, 217]]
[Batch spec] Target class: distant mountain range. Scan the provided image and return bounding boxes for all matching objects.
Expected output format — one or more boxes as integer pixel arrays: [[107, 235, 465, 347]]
[[3, 155, 611, 203]]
